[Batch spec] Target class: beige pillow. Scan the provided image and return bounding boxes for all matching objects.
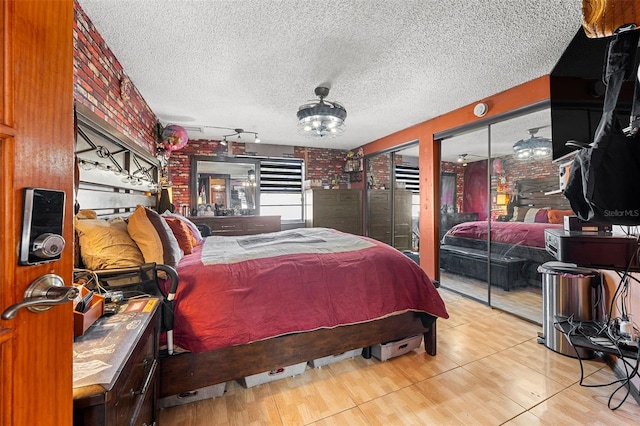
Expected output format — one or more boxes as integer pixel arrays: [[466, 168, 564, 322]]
[[523, 208, 540, 223], [74, 217, 144, 270], [128, 205, 183, 269]]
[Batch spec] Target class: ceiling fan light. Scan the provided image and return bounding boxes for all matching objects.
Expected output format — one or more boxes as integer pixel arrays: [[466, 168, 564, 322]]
[[513, 128, 552, 160], [297, 86, 347, 138]]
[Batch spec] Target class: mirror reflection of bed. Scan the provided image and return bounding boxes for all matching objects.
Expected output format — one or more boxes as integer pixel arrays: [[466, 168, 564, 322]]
[[438, 110, 572, 324]]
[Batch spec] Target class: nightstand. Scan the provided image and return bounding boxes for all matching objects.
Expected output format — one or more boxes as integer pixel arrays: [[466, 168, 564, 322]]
[[73, 298, 160, 426]]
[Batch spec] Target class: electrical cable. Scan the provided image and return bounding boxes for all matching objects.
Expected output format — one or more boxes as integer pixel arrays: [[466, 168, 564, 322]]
[[558, 313, 639, 410]]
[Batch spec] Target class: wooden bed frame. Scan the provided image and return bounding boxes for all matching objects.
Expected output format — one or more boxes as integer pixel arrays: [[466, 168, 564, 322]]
[[159, 312, 437, 398], [74, 111, 441, 401]]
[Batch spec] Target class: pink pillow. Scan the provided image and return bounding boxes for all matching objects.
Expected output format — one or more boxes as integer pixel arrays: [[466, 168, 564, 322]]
[[534, 209, 548, 223]]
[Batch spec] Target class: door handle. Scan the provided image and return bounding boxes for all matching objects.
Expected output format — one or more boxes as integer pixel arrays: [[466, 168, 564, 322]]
[[1, 274, 78, 320]]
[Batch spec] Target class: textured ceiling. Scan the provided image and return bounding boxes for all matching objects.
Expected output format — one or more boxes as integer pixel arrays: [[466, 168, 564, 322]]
[[77, 0, 583, 151]]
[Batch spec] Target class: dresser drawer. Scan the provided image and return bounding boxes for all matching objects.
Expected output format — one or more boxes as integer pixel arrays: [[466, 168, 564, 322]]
[[314, 217, 361, 234], [312, 191, 341, 203], [315, 203, 358, 219], [209, 218, 243, 232], [114, 330, 157, 425], [305, 189, 363, 235], [336, 191, 361, 203], [191, 216, 281, 236], [369, 190, 391, 203]]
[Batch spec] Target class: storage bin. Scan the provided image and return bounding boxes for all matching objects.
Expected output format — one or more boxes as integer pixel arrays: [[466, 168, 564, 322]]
[[371, 335, 422, 361], [73, 288, 105, 337], [308, 348, 363, 368], [237, 362, 306, 388], [159, 382, 226, 408]]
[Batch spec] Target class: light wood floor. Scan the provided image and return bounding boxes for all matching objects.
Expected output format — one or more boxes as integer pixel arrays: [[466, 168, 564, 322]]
[[159, 289, 640, 425], [439, 271, 543, 324]]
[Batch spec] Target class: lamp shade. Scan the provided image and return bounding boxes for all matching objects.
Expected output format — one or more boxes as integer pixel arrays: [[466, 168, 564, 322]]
[[496, 193, 509, 205]]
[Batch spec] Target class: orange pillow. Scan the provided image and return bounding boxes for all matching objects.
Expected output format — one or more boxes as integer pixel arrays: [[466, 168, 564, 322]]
[[165, 217, 194, 255], [127, 205, 183, 269], [548, 209, 574, 224]]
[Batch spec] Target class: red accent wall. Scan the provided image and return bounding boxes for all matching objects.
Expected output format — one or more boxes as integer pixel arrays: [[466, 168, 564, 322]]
[[462, 161, 488, 221], [73, 1, 157, 154]]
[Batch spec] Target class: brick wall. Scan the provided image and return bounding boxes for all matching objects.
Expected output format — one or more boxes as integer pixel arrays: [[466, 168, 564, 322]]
[[73, 0, 157, 155], [364, 154, 414, 190], [74, 1, 354, 209], [297, 147, 349, 184], [168, 141, 349, 208], [367, 154, 391, 189], [502, 156, 556, 193]]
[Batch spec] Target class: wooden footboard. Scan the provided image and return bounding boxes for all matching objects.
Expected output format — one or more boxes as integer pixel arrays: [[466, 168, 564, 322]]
[[159, 311, 437, 398]]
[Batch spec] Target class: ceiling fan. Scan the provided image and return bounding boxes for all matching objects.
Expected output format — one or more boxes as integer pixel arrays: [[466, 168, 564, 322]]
[[513, 126, 552, 159]]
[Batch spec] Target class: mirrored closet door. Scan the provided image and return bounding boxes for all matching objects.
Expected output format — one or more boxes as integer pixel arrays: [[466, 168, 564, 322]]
[[365, 143, 419, 255], [438, 107, 565, 324], [439, 127, 490, 305]]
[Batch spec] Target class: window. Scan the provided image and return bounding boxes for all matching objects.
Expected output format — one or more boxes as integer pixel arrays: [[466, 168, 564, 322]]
[[396, 164, 420, 218], [395, 165, 419, 193], [259, 159, 304, 221]]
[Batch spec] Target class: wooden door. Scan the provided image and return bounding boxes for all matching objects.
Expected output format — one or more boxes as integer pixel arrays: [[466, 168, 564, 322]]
[[0, 2, 75, 425]]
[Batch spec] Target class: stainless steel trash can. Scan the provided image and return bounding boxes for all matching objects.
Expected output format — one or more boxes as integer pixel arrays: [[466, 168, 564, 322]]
[[538, 261, 599, 358]]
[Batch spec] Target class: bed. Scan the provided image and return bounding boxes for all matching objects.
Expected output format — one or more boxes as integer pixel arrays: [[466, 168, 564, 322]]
[[73, 111, 449, 403], [158, 227, 448, 398], [439, 177, 573, 290]]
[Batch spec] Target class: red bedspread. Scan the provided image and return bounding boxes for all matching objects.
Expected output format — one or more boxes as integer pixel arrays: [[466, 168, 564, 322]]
[[444, 221, 562, 248], [170, 228, 448, 353]]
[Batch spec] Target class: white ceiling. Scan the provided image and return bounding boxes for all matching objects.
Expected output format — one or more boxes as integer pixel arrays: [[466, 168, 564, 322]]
[[77, 0, 582, 152]]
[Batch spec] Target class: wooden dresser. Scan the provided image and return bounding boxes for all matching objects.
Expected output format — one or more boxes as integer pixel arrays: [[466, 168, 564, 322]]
[[367, 189, 413, 250], [73, 298, 160, 426], [304, 189, 363, 235], [189, 215, 281, 236]]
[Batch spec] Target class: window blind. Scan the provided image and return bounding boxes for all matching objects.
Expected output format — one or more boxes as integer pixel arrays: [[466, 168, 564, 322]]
[[259, 159, 304, 193], [395, 165, 419, 193]]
